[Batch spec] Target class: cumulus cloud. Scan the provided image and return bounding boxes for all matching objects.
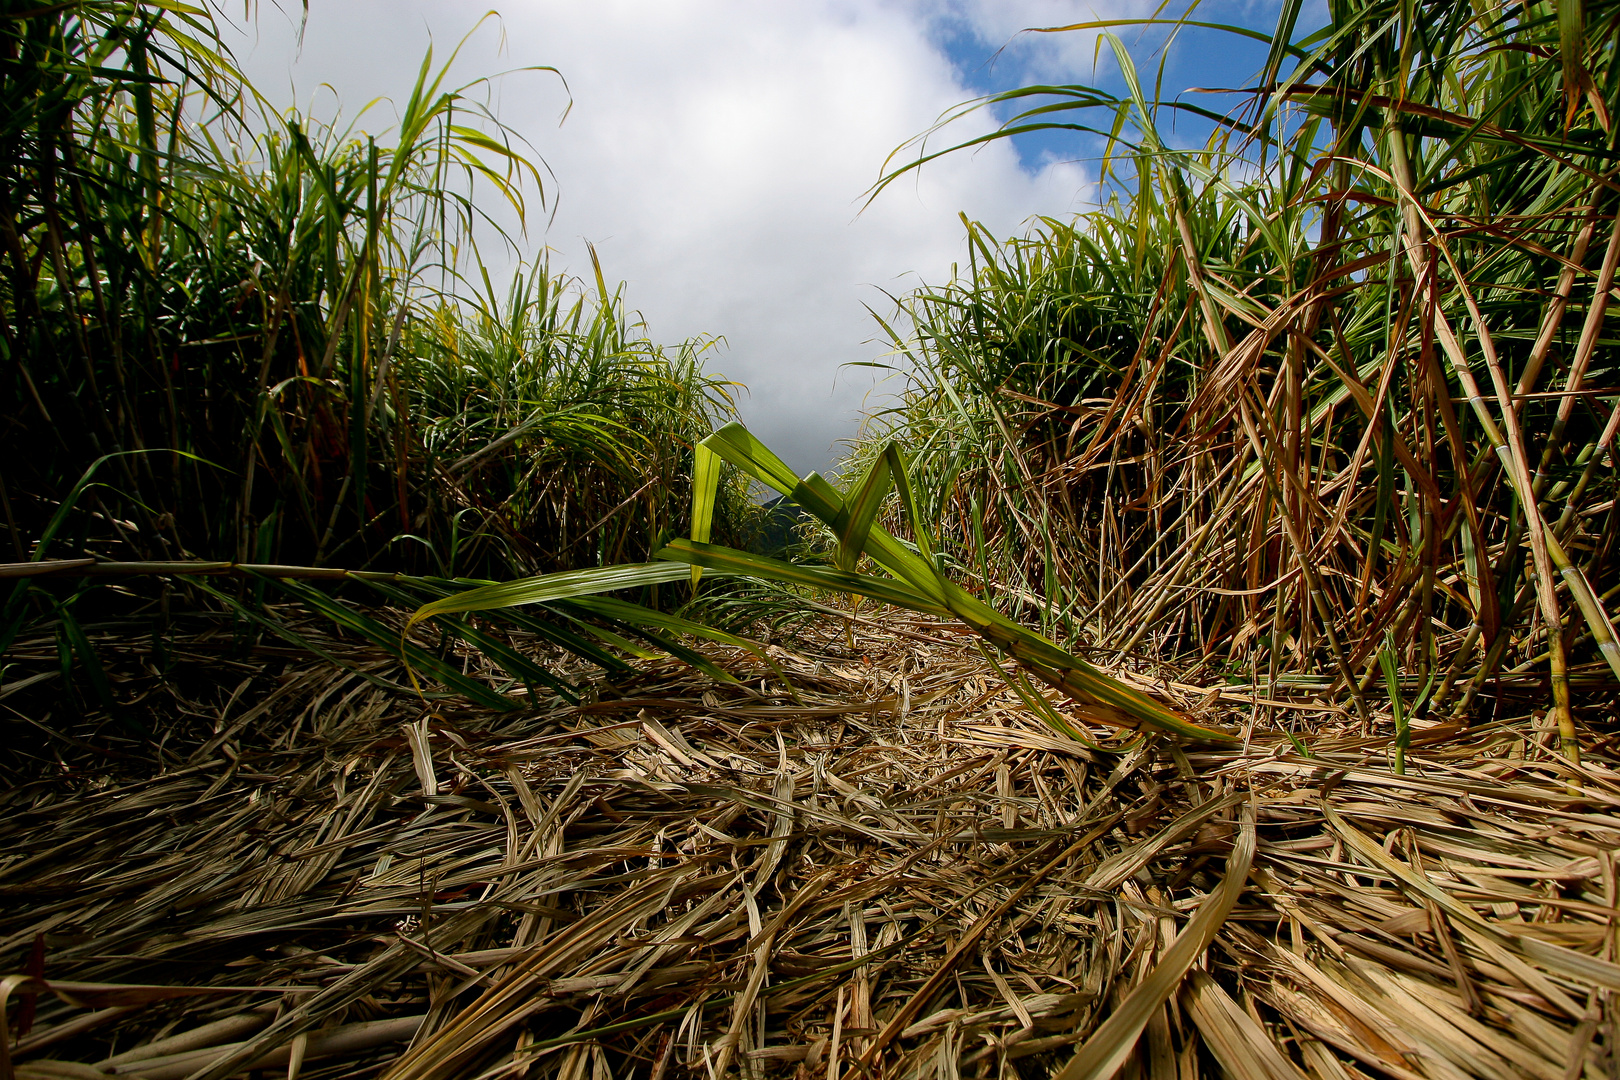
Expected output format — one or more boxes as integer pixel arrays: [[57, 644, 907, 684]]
[[228, 1, 1131, 474]]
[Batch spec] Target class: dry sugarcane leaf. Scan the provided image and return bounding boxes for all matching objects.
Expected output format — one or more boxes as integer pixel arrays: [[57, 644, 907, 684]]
[[1179, 970, 1307, 1080], [1085, 791, 1246, 891], [1052, 802, 1256, 1080], [6, 606, 1620, 1080], [1320, 800, 1606, 1015]]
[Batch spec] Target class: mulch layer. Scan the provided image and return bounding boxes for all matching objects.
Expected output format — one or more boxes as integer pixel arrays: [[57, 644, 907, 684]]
[[2, 609, 1618, 1079]]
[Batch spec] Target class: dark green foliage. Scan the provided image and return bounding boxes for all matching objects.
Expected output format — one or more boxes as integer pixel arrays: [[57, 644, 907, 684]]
[[0, 2, 761, 721], [0, 2, 752, 581]]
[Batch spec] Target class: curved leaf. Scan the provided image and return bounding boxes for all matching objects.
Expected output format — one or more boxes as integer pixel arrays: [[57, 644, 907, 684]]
[[655, 539, 952, 617], [406, 562, 693, 630]]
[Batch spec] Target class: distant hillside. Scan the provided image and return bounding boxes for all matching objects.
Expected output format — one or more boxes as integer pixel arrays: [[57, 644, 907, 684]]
[[751, 495, 813, 555]]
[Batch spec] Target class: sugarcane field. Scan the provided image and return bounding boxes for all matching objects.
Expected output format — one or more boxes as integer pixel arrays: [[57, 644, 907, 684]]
[[3, 3, 1619, 1079]]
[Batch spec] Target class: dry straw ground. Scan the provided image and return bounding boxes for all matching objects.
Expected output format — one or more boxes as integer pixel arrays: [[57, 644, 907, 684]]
[[3, 611, 1617, 1079]]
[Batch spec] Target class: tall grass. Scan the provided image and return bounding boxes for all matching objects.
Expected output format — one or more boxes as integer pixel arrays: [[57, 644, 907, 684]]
[[865, 0, 1620, 745], [1, 2, 750, 582], [0, 2, 759, 714], [402, 257, 747, 578]]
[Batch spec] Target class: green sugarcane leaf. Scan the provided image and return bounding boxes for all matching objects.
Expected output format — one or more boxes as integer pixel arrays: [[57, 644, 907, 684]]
[[789, 471, 849, 528], [406, 562, 694, 630], [975, 640, 1100, 748], [444, 621, 581, 703], [679, 430, 1221, 741], [550, 612, 662, 661], [410, 576, 665, 667], [558, 595, 798, 691], [655, 539, 952, 617], [847, 530, 951, 608], [191, 578, 416, 695], [359, 580, 580, 703], [835, 448, 893, 572], [1558, 0, 1585, 114], [700, 422, 801, 496], [1044, 659, 1234, 742], [560, 594, 762, 656], [34, 450, 220, 563], [491, 607, 636, 674], [881, 443, 946, 582], [269, 577, 519, 712], [552, 603, 735, 684], [700, 424, 849, 527], [415, 577, 634, 674], [689, 440, 721, 586], [58, 603, 140, 732], [1379, 630, 1403, 727], [1379, 630, 1407, 774]]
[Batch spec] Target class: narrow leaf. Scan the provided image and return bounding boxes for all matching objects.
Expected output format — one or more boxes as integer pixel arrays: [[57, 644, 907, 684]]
[[835, 448, 893, 572], [655, 539, 952, 617], [1054, 805, 1256, 1080], [407, 563, 694, 630], [689, 441, 721, 586]]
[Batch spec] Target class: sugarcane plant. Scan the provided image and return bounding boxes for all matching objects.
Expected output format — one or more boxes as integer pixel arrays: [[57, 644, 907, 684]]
[[409, 422, 1236, 743], [1, 2, 767, 723], [854, 0, 1620, 765]]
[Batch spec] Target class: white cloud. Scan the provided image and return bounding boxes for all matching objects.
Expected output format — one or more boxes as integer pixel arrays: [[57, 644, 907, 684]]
[[228, 0, 1111, 474]]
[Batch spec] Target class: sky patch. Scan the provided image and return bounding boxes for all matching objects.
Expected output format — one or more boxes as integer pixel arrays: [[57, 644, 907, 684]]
[[227, 0, 1295, 476]]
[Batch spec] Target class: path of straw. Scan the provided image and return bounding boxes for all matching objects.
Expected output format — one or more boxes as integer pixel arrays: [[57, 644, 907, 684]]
[[2, 611, 1618, 1079]]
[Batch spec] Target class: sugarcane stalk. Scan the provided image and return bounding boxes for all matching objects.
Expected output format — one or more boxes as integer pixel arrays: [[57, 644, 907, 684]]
[[1529, 207, 1620, 503], [0, 559, 411, 582], [1387, 119, 1581, 772], [1235, 387, 1371, 721]]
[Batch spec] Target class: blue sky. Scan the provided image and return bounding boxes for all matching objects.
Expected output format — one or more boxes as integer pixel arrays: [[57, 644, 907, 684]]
[[937, 1, 1321, 170], [230, 1, 1320, 476]]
